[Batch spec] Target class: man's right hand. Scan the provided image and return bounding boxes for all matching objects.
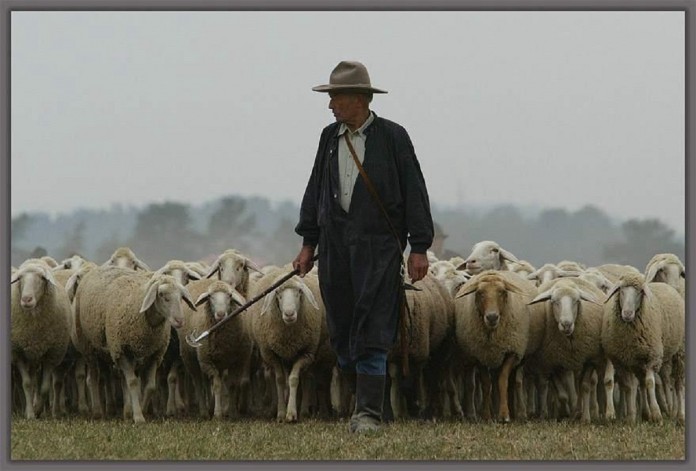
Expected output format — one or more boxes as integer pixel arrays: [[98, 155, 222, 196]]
[[292, 245, 315, 277]]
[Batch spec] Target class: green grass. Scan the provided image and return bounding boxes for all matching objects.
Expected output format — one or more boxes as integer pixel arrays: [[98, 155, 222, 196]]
[[10, 416, 685, 461]]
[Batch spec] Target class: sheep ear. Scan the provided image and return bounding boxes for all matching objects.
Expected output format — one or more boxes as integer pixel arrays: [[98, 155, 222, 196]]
[[40, 267, 59, 288], [499, 248, 519, 264], [528, 290, 553, 305], [526, 270, 540, 281], [245, 258, 263, 274], [645, 262, 662, 283], [504, 280, 526, 296], [140, 281, 160, 313], [603, 285, 621, 304], [102, 257, 114, 267], [194, 292, 210, 308], [205, 258, 221, 279], [231, 290, 247, 308], [455, 281, 478, 299], [10, 270, 21, 284], [456, 261, 468, 271], [641, 283, 653, 300], [579, 290, 602, 306], [558, 270, 583, 278], [179, 285, 197, 312], [186, 268, 202, 281], [65, 273, 79, 302], [299, 283, 319, 310], [260, 292, 275, 316], [134, 258, 151, 272]]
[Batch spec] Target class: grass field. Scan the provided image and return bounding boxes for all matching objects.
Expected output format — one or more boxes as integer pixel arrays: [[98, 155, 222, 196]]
[[10, 416, 685, 461]]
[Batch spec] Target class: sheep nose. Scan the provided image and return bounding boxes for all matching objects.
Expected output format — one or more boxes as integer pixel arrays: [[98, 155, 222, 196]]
[[621, 310, 635, 322], [485, 312, 499, 324]]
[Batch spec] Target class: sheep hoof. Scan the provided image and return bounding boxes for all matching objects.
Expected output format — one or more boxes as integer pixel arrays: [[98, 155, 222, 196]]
[[285, 412, 298, 423], [133, 415, 146, 424]]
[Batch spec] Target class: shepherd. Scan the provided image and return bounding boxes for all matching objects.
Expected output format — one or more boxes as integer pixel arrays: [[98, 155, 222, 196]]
[[293, 60, 434, 434]]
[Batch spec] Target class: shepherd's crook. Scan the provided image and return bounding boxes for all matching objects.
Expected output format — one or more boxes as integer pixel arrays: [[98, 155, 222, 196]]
[[185, 254, 319, 348]]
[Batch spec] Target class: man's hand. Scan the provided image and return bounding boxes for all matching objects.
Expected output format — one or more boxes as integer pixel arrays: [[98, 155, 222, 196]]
[[408, 252, 429, 282], [292, 245, 316, 277]]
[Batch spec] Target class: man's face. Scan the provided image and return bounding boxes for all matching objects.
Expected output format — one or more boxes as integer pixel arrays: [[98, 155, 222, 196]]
[[328, 92, 364, 124]]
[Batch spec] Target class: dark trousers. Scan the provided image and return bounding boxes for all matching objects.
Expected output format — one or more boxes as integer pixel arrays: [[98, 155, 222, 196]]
[[318, 218, 401, 375]]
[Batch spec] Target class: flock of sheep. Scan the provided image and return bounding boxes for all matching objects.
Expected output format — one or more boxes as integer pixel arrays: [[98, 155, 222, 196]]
[[10, 241, 686, 427]]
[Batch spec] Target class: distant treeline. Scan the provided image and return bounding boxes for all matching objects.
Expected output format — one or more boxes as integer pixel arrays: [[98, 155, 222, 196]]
[[10, 195, 685, 271]]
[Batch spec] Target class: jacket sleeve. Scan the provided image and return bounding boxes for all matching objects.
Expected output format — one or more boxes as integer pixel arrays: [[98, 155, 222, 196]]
[[395, 126, 434, 254], [294, 129, 326, 248]]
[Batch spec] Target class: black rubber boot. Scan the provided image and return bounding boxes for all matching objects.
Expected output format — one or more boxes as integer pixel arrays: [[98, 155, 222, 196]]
[[350, 374, 386, 434]]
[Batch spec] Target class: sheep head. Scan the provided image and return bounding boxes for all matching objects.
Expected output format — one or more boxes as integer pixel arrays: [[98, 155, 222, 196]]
[[528, 280, 601, 336], [456, 271, 526, 330], [260, 276, 318, 325], [205, 249, 261, 290], [527, 264, 583, 286], [194, 280, 247, 322], [457, 240, 519, 275], [155, 260, 202, 286], [140, 274, 196, 329], [11, 262, 59, 311], [103, 247, 150, 271], [603, 272, 652, 323], [645, 254, 686, 287]]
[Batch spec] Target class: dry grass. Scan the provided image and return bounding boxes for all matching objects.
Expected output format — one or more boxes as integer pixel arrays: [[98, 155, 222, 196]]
[[10, 415, 685, 461]]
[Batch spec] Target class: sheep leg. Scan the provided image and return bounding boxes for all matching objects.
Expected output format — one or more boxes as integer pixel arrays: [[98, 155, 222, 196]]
[[166, 364, 179, 417], [210, 371, 224, 419], [140, 362, 159, 417], [564, 370, 577, 418], [35, 364, 54, 418], [644, 368, 662, 423], [118, 357, 145, 423], [552, 373, 570, 419], [589, 369, 599, 421], [538, 376, 549, 421], [51, 365, 67, 418], [496, 355, 517, 423], [238, 359, 252, 417], [388, 362, 402, 420], [446, 367, 464, 419], [625, 372, 638, 424], [86, 362, 104, 419], [74, 358, 89, 416], [462, 366, 476, 421], [15, 360, 36, 419], [658, 363, 674, 418], [479, 367, 493, 421], [577, 366, 593, 424], [603, 359, 616, 421], [514, 366, 527, 421], [286, 353, 314, 423], [268, 357, 287, 422]]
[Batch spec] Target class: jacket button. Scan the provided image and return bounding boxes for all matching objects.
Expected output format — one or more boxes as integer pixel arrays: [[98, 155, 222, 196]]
[[333, 193, 337, 199]]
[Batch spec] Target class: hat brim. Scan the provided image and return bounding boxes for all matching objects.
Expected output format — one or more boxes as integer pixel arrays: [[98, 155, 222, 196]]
[[312, 84, 388, 94]]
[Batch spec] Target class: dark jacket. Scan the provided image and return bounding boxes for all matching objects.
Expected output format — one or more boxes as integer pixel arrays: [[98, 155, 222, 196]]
[[295, 113, 434, 253]]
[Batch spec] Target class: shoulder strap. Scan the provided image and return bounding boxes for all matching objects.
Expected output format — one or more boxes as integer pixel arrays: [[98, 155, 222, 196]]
[[343, 133, 404, 253]]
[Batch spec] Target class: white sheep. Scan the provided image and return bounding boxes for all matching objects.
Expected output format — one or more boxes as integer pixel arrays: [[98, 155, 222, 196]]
[[204, 249, 262, 297], [73, 266, 196, 423], [182, 279, 252, 419], [457, 240, 520, 275], [102, 247, 151, 271], [601, 272, 685, 424], [527, 277, 607, 423], [508, 260, 536, 278], [594, 263, 640, 284], [10, 260, 71, 419], [644, 253, 685, 299], [56, 254, 88, 271], [250, 268, 323, 422]]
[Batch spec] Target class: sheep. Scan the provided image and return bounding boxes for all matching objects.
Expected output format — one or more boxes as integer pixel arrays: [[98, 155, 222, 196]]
[[594, 263, 640, 284], [75, 266, 196, 423], [387, 274, 460, 420], [39, 256, 59, 268], [185, 261, 210, 278], [180, 279, 252, 419], [250, 268, 323, 422], [454, 270, 543, 422], [644, 253, 685, 299], [152, 260, 204, 417], [508, 260, 536, 278], [601, 272, 685, 424], [56, 254, 88, 271], [556, 260, 586, 272], [526, 264, 583, 286], [526, 278, 607, 423], [578, 268, 614, 294], [457, 240, 520, 275], [10, 260, 71, 418], [102, 247, 151, 271], [205, 249, 263, 298]]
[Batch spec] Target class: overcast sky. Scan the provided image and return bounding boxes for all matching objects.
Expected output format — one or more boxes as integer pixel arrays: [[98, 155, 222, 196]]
[[10, 11, 685, 235]]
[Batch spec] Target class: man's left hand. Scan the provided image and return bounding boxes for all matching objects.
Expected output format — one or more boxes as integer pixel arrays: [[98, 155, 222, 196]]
[[408, 252, 429, 282]]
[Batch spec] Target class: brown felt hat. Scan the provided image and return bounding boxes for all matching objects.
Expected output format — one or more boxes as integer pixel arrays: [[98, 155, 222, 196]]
[[312, 61, 388, 94]]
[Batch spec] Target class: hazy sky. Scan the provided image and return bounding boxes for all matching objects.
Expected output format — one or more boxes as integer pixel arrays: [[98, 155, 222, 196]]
[[11, 11, 685, 234]]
